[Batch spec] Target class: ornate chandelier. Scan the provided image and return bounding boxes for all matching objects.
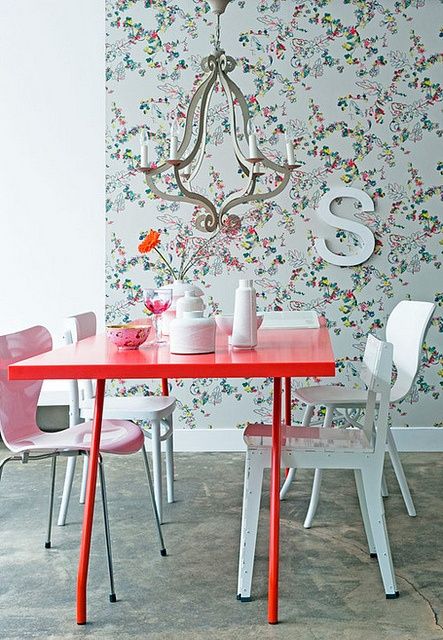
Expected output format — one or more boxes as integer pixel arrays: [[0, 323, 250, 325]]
[[138, 0, 299, 233]]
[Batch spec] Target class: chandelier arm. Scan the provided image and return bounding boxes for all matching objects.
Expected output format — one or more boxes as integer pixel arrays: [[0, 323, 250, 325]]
[[219, 168, 291, 219], [145, 173, 199, 206], [218, 70, 251, 177], [187, 84, 215, 183], [177, 67, 218, 171], [226, 79, 291, 175], [219, 175, 258, 225], [218, 169, 256, 217], [139, 71, 215, 180], [173, 166, 218, 232]]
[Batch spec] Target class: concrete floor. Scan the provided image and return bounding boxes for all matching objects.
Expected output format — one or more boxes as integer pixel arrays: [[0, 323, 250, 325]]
[[0, 444, 442, 640]]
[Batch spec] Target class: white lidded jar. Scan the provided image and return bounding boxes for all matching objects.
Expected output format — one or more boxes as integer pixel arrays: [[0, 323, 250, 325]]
[[159, 280, 204, 335], [169, 310, 216, 355], [231, 279, 257, 349], [176, 290, 205, 319]]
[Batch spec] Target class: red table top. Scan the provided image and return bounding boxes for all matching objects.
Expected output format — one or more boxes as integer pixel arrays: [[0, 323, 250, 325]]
[[8, 327, 335, 381]]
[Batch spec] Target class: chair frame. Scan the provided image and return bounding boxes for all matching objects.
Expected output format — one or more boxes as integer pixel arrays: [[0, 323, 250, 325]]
[[0, 325, 166, 604], [57, 312, 175, 526], [280, 300, 435, 527], [237, 335, 398, 601]]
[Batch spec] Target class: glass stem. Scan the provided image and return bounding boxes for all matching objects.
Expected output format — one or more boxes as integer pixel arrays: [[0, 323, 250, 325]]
[[153, 315, 162, 342]]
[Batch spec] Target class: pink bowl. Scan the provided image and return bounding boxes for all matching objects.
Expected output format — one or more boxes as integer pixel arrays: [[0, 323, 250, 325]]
[[106, 325, 151, 350]]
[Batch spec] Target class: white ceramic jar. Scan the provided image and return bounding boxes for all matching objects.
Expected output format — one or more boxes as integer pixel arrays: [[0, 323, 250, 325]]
[[169, 311, 216, 354], [159, 280, 204, 335], [176, 290, 205, 318]]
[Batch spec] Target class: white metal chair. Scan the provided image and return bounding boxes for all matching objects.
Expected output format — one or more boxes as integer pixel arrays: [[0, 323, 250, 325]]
[[280, 300, 435, 528], [0, 325, 166, 604], [57, 312, 176, 526], [237, 335, 398, 601]]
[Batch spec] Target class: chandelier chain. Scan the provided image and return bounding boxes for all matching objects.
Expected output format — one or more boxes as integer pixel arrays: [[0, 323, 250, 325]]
[[215, 14, 221, 51]]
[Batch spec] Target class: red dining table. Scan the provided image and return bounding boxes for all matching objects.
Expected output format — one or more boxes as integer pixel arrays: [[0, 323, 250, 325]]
[[9, 324, 335, 625]]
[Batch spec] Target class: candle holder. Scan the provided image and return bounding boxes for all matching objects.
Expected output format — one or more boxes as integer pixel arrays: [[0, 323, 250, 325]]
[[246, 157, 264, 164], [138, 165, 159, 175]]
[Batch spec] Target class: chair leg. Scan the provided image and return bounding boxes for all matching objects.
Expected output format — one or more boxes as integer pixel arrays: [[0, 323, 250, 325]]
[[45, 456, 57, 549], [237, 449, 266, 602], [386, 428, 416, 517], [280, 404, 314, 500], [57, 456, 77, 526], [381, 473, 389, 498], [141, 445, 167, 556], [354, 469, 376, 556], [303, 469, 323, 529], [79, 455, 89, 504], [303, 406, 334, 528], [0, 455, 21, 482], [279, 468, 295, 500], [165, 424, 174, 504], [98, 456, 117, 603], [151, 420, 163, 524], [361, 468, 398, 598]]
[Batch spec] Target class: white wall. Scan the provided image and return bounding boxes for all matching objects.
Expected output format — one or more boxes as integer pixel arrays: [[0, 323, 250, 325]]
[[0, 1, 105, 345]]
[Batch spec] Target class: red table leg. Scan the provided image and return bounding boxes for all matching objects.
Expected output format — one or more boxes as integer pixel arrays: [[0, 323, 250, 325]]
[[268, 376, 282, 624], [76, 379, 106, 625], [284, 377, 291, 425], [284, 377, 291, 478]]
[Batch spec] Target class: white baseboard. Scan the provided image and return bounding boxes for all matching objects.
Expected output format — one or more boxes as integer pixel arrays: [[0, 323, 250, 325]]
[[390, 427, 443, 452], [143, 426, 443, 453], [37, 393, 443, 452]]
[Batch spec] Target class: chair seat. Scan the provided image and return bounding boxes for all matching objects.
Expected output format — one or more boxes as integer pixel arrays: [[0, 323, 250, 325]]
[[294, 385, 369, 407], [244, 423, 372, 453], [12, 420, 144, 455], [79, 394, 176, 421]]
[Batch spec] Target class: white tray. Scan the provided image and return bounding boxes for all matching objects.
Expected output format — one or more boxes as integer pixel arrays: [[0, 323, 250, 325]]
[[261, 311, 320, 329]]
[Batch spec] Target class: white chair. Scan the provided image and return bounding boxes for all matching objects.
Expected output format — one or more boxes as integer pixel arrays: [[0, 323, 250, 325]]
[[57, 312, 176, 526], [280, 300, 435, 528], [237, 335, 399, 601]]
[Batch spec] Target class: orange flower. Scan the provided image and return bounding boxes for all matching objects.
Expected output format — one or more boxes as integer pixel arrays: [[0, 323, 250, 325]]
[[138, 229, 161, 253]]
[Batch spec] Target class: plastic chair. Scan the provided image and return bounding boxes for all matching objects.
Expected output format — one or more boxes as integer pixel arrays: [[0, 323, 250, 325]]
[[57, 312, 176, 526], [280, 300, 435, 528], [0, 325, 166, 603], [237, 335, 398, 601]]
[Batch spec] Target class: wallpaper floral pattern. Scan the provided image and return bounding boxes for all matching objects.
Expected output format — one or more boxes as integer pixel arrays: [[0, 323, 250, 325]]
[[106, 0, 442, 430]]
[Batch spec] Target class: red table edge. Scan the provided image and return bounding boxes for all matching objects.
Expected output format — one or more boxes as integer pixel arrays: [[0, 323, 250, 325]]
[[8, 361, 335, 380]]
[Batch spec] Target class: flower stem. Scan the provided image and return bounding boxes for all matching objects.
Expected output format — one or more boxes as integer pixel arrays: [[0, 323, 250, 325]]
[[153, 247, 178, 280], [179, 231, 221, 279]]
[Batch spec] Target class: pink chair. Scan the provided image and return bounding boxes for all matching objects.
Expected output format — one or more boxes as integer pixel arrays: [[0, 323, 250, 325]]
[[0, 325, 166, 603]]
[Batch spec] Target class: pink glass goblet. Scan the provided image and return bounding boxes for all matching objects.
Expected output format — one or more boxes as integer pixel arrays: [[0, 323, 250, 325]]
[[143, 288, 173, 344]]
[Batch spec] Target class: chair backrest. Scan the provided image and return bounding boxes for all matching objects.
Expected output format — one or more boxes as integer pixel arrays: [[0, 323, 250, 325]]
[[64, 312, 96, 403], [386, 300, 435, 402], [359, 335, 393, 458], [0, 326, 52, 450]]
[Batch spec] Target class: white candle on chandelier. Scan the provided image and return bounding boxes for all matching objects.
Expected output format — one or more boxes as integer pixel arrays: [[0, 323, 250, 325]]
[[140, 130, 149, 167], [285, 124, 295, 166], [169, 117, 179, 161], [247, 119, 259, 159]]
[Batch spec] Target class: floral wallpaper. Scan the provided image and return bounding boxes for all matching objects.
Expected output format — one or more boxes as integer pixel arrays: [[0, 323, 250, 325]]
[[106, 0, 442, 430]]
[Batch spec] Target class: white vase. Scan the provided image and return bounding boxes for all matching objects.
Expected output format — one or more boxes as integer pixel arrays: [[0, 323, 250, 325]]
[[231, 279, 257, 349]]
